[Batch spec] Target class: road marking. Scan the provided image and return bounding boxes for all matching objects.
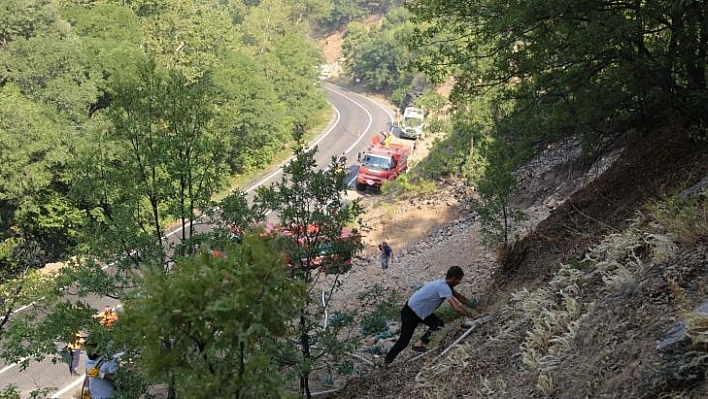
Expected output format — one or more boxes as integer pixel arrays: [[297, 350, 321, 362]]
[[13, 301, 42, 313], [245, 101, 343, 193], [307, 103, 343, 151], [0, 357, 28, 376], [50, 374, 84, 398], [0, 364, 15, 374], [324, 85, 394, 186]]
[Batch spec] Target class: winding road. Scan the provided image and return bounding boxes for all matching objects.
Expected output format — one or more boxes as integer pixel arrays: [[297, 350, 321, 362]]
[[0, 83, 394, 398]]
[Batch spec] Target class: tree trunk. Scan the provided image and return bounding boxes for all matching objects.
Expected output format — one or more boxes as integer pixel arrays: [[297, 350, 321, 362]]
[[299, 313, 311, 398]]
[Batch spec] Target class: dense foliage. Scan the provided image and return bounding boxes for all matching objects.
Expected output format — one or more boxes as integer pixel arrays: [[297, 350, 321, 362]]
[[315, 0, 402, 33], [0, 0, 327, 280], [0, 0, 362, 397], [405, 0, 708, 245], [410, 0, 708, 134], [120, 236, 306, 398], [341, 6, 427, 98]]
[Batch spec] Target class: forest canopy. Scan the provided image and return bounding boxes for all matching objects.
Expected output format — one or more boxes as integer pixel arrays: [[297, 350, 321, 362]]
[[0, 0, 331, 274]]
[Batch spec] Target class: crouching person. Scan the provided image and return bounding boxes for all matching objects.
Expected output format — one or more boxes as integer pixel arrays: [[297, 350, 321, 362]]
[[384, 266, 481, 365]]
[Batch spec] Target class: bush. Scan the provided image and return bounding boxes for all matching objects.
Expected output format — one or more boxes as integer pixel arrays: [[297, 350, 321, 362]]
[[360, 311, 389, 336], [357, 285, 400, 336], [384, 174, 437, 194]]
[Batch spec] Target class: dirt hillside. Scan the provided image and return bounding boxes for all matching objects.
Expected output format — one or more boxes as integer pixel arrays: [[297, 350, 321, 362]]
[[314, 28, 708, 398], [321, 120, 708, 399]]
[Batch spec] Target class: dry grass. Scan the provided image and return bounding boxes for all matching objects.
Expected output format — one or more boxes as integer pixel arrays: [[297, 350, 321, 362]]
[[647, 196, 708, 245], [412, 196, 706, 398]]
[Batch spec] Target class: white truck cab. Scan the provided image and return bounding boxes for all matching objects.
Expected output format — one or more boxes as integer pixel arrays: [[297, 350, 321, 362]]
[[400, 106, 425, 139]]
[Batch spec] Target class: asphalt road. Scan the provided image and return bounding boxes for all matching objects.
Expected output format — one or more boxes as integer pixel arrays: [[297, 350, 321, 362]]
[[0, 83, 394, 398]]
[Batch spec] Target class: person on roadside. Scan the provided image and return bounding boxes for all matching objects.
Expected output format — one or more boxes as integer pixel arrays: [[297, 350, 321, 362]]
[[384, 266, 482, 365], [379, 130, 389, 142], [67, 332, 83, 376], [82, 339, 119, 399], [336, 152, 347, 174], [378, 241, 393, 270]]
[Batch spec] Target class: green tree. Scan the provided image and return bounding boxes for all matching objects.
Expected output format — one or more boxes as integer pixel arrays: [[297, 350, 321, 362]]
[[1, 62, 232, 399], [317, 0, 401, 32], [211, 50, 291, 173], [0, 85, 80, 274], [0, 0, 107, 272], [59, 3, 145, 117], [251, 143, 364, 398], [242, 0, 328, 135], [342, 8, 416, 92], [71, 60, 229, 278], [131, 0, 237, 82], [408, 0, 708, 140], [473, 139, 523, 247], [0, 0, 60, 46], [291, 0, 333, 25], [268, 32, 328, 132], [118, 235, 304, 398]]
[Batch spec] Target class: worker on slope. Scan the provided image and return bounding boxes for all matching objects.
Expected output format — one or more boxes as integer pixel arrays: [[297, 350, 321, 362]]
[[384, 266, 482, 365]]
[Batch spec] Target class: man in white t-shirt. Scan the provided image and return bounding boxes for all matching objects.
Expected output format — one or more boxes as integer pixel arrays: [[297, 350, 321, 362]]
[[384, 266, 481, 365], [82, 341, 119, 399]]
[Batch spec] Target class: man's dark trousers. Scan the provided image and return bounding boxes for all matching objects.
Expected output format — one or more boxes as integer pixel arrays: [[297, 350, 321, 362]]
[[385, 303, 444, 364]]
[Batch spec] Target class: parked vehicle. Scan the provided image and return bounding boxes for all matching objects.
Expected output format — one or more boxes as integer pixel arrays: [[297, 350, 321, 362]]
[[267, 224, 360, 273], [399, 106, 425, 139], [355, 135, 413, 191], [228, 222, 360, 273]]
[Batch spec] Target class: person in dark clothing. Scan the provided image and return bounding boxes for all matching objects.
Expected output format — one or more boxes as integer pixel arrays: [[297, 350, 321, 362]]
[[384, 266, 481, 365], [378, 242, 393, 269], [68, 333, 83, 376]]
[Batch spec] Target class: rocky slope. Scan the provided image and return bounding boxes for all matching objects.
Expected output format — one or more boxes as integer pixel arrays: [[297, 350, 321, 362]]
[[321, 123, 708, 398]]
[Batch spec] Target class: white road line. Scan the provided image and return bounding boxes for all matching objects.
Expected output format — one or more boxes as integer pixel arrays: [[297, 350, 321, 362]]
[[245, 101, 343, 193], [12, 301, 42, 313], [0, 362, 17, 375], [0, 357, 28, 376], [0, 363, 16, 374], [41, 87, 387, 398], [307, 103, 343, 150], [324, 86, 394, 186], [50, 375, 85, 398]]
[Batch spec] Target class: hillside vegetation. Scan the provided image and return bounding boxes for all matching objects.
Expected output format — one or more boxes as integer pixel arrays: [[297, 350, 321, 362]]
[[2, 0, 708, 398], [323, 1, 708, 397], [327, 120, 708, 399]]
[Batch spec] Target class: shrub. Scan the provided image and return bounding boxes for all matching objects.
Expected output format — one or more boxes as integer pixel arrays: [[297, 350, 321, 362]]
[[360, 311, 389, 336], [357, 285, 400, 336], [647, 195, 708, 245]]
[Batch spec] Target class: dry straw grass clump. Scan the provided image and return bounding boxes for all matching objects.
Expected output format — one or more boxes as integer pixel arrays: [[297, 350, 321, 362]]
[[414, 196, 706, 397], [509, 206, 685, 396], [646, 195, 708, 245], [512, 279, 588, 396]]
